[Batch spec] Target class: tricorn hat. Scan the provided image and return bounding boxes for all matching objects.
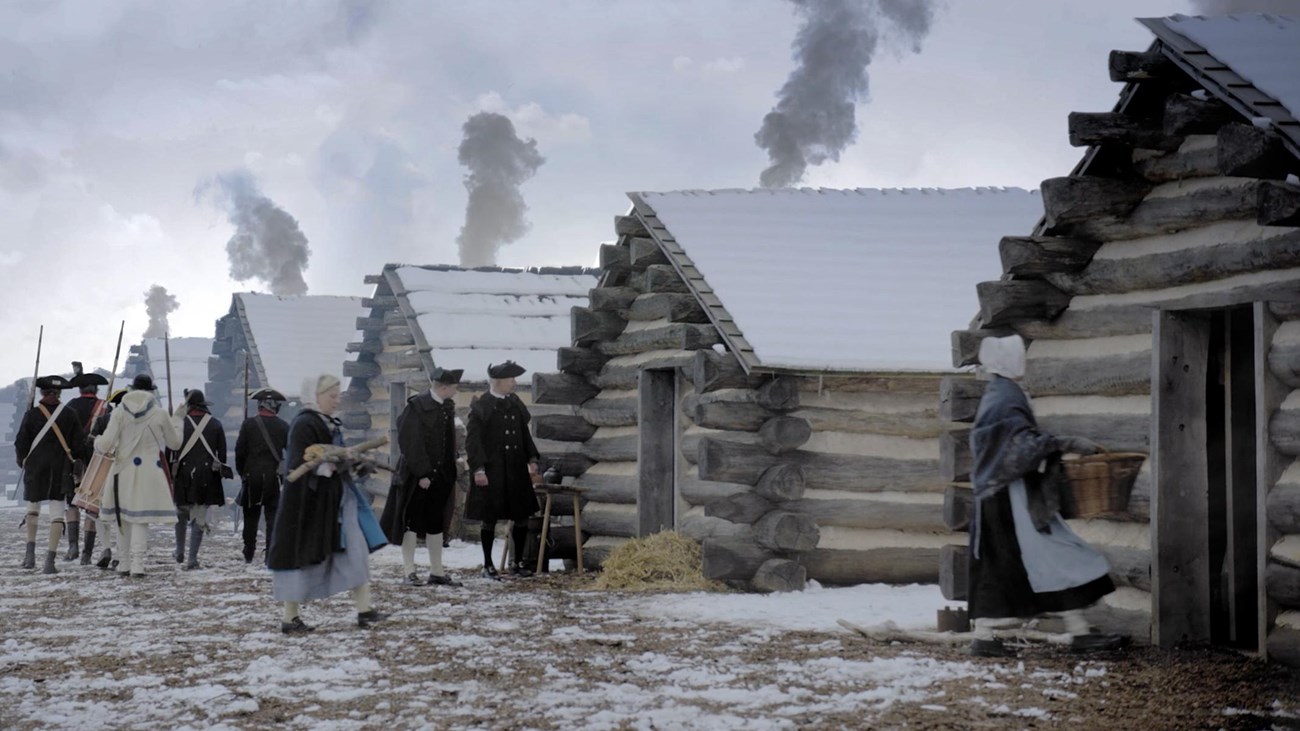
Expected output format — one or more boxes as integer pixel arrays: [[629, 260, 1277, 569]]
[[70, 372, 109, 389], [108, 388, 128, 405], [431, 367, 464, 385], [487, 361, 525, 379], [184, 388, 210, 407], [35, 375, 73, 391], [130, 373, 157, 391], [250, 387, 287, 402]]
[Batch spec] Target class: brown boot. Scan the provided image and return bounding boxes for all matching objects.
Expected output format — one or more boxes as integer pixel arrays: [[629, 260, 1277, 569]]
[[42, 550, 58, 575]]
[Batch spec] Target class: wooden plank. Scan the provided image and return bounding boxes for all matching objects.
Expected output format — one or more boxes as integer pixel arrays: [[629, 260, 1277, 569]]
[[628, 237, 670, 271], [614, 214, 646, 237], [1012, 305, 1153, 341], [1256, 302, 1286, 657], [592, 350, 695, 391], [757, 416, 812, 455], [701, 536, 775, 582], [1266, 561, 1300, 609], [1061, 178, 1263, 242], [638, 369, 677, 536], [753, 511, 820, 552], [692, 349, 763, 393], [388, 382, 407, 466], [1152, 309, 1212, 648], [1133, 136, 1220, 184], [642, 264, 691, 294], [578, 395, 637, 427], [1267, 625, 1300, 668], [803, 546, 942, 586], [599, 243, 630, 275]]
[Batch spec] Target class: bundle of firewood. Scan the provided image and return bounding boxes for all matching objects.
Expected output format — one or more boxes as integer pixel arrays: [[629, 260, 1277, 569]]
[[286, 436, 391, 482]]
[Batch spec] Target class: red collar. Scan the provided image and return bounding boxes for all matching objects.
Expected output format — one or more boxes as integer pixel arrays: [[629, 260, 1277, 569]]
[[257, 407, 276, 417]]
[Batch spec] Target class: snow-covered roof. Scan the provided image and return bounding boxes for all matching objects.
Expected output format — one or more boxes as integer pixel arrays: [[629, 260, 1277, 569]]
[[630, 188, 1043, 373], [387, 266, 596, 380], [236, 293, 363, 400], [1140, 14, 1300, 159], [138, 337, 213, 403]]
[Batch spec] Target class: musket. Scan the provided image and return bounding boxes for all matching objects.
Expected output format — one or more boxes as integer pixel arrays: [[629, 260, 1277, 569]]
[[94, 320, 126, 422], [27, 325, 43, 409], [164, 330, 173, 413], [242, 349, 250, 420]]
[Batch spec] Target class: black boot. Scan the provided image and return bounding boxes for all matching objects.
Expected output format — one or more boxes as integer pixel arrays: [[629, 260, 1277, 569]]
[[21, 541, 36, 569], [174, 517, 187, 563], [81, 531, 96, 565], [184, 523, 203, 570], [1069, 633, 1128, 653], [64, 522, 80, 561], [969, 638, 1016, 658], [509, 562, 534, 578], [356, 609, 389, 628], [96, 548, 113, 570], [42, 550, 59, 575]]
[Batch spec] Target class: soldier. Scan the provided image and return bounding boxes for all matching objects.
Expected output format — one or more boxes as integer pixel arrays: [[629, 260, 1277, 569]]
[[14, 375, 90, 574], [171, 389, 230, 570], [380, 367, 464, 587], [464, 361, 541, 579], [65, 364, 108, 563], [235, 387, 289, 564], [87, 387, 127, 569]]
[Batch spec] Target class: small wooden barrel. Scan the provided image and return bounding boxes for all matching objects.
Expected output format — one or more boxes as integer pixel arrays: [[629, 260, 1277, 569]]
[[72, 451, 114, 514]]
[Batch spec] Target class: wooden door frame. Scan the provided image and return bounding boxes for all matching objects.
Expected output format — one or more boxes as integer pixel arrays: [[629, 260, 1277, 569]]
[[637, 368, 678, 536]]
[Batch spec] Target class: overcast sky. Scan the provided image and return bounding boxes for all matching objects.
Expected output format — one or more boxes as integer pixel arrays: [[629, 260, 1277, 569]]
[[0, 0, 1259, 384]]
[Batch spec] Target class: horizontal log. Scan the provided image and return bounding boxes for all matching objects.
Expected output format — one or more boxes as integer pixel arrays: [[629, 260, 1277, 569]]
[[628, 236, 669, 271], [758, 416, 812, 455], [339, 411, 371, 431], [557, 346, 610, 377], [343, 360, 381, 378], [1041, 176, 1151, 232], [752, 558, 807, 593], [381, 327, 416, 347], [536, 441, 595, 478], [570, 471, 636, 505], [1163, 93, 1236, 137], [756, 376, 800, 412], [701, 536, 775, 582], [532, 414, 597, 443], [697, 437, 941, 493], [614, 215, 646, 238], [753, 510, 820, 552], [382, 310, 406, 326], [678, 474, 750, 506], [572, 306, 626, 347], [1068, 112, 1180, 151], [361, 295, 398, 309], [1267, 478, 1300, 535], [1270, 325, 1300, 388], [705, 492, 775, 524], [1024, 348, 1151, 397], [599, 243, 630, 274], [1059, 178, 1263, 242], [1218, 123, 1289, 179], [999, 236, 1101, 278], [1267, 625, 1300, 668], [589, 286, 639, 314], [1259, 181, 1300, 227], [944, 485, 973, 532], [580, 536, 628, 570], [580, 430, 638, 462], [1035, 412, 1151, 453], [363, 273, 385, 285], [1083, 590, 1152, 644], [1108, 49, 1177, 82], [952, 329, 989, 368], [1012, 305, 1153, 341], [1266, 560, 1300, 608], [582, 503, 638, 538], [940, 544, 968, 601], [939, 377, 985, 423], [693, 400, 771, 432], [804, 546, 941, 586], [693, 349, 764, 393], [1132, 136, 1219, 184], [346, 340, 383, 355], [578, 395, 637, 428], [627, 293, 708, 324], [793, 407, 950, 439], [356, 316, 385, 331], [1099, 544, 1151, 592], [939, 429, 971, 483], [375, 351, 424, 369], [977, 280, 1071, 328], [678, 514, 753, 542], [752, 463, 806, 502], [786, 495, 947, 533], [532, 372, 599, 405], [598, 323, 719, 357], [1270, 405, 1300, 457], [641, 264, 690, 294]]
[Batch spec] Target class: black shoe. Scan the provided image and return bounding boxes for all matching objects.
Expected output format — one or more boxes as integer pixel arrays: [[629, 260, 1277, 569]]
[[357, 609, 389, 629], [96, 550, 113, 570], [969, 638, 1017, 658], [1069, 633, 1127, 653], [427, 574, 462, 587], [482, 565, 501, 580], [281, 616, 315, 635], [403, 572, 423, 586], [442, 538, 451, 548], [174, 551, 184, 564], [182, 561, 200, 571], [510, 563, 534, 578]]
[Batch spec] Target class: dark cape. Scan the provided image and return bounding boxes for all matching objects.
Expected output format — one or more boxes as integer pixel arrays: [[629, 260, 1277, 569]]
[[464, 391, 539, 523], [235, 413, 288, 508], [15, 399, 90, 502], [268, 409, 386, 571], [66, 394, 105, 444], [171, 408, 228, 507], [380, 391, 457, 542], [967, 375, 1114, 619]]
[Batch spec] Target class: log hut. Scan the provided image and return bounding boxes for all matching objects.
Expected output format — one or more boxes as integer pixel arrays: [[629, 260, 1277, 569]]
[[946, 14, 1300, 662], [545, 187, 1043, 587], [125, 336, 215, 409], [337, 264, 596, 539], [0, 383, 21, 495]]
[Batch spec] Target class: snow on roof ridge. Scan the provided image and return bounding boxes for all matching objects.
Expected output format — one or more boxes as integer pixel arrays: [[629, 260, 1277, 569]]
[[236, 291, 362, 302], [637, 186, 1039, 197], [382, 262, 598, 275]]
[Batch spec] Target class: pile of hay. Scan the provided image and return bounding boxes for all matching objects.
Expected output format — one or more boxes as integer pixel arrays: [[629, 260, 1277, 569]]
[[593, 531, 729, 593]]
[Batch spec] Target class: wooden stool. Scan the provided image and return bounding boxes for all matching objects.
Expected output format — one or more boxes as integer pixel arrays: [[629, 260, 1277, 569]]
[[535, 484, 586, 574]]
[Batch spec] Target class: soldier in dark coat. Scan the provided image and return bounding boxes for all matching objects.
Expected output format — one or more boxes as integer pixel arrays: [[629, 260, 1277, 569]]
[[380, 367, 463, 587], [171, 389, 230, 570], [65, 364, 108, 562], [465, 361, 540, 579], [235, 388, 289, 564], [86, 387, 126, 569], [14, 375, 89, 574]]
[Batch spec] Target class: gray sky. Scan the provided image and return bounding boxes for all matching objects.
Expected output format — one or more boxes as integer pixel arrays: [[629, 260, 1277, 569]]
[[0, 0, 1229, 384]]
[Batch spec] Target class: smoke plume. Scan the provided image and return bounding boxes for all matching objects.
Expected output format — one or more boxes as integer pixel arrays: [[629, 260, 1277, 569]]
[[143, 284, 178, 338], [196, 169, 311, 295], [455, 112, 545, 267], [756, 0, 940, 188], [1188, 0, 1298, 13]]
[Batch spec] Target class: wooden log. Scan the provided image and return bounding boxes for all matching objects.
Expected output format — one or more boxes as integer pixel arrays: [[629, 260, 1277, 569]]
[[578, 395, 637, 427], [1133, 136, 1219, 183], [592, 350, 695, 391], [361, 295, 398, 309], [1270, 405, 1300, 457], [1266, 560, 1300, 608], [1270, 326, 1300, 389], [1040, 176, 1151, 231], [580, 430, 638, 462], [375, 351, 424, 370], [572, 306, 626, 347], [944, 485, 973, 532], [598, 323, 719, 356], [1267, 624, 1300, 668], [679, 513, 753, 541], [614, 214, 646, 237], [381, 328, 416, 347], [382, 310, 406, 326], [1217, 123, 1289, 179], [758, 416, 812, 455], [346, 340, 384, 355], [952, 329, 986, 368], [363, 273, 385, 285], [599, 243, 630, 274], [705, 492, 775, 524], [338, 411, 371, 431], [641, 264, 690, 294], [1013, 305, 1153, 341], [1099, 545, 1152, 592], [628, 237, 669, 271], [343, 360, 381, 378], [753, 510, 820, 552], [1259, 181, 1300, 227], [557, 346, 610, 377], [756, 376, 800, 412], [543, 450, 595, 479], [701, 536, 775, 582], [1267, 479, 1300, 535], [1024, 349, 1151, 397], [678, 473, 750, 506], [1061, 178, 1263, 242], [693, 400, 771, 432], [940, 544, 969, 601], [1036, 412, 1151, 453], [751, 558, 807, 593], [582, 503, 638, 538], [1108, 49, 1177, 82], [532, 372, 599, 405], [532, 414, 597, 443], [999, 236, 1101, 278], [785, 495, 947, 532], [693, 349, 764, 393], [627, 293, 709, 324], [1068, 112, 1180, 151], [939, 429, 972, 483], [803, 546, 942, 585], [752, 463, 806, 502], [977, 280, 1071, 328], [793, 407, 950, 439], [939, 377, 986, 423], [580, 536, 627, 570], [1163, 93, 1237, 136], [589, 286, 639, 314], [571, 471, 636, 504], [697, 437, 941, 492], [356, 316, 385, 331]]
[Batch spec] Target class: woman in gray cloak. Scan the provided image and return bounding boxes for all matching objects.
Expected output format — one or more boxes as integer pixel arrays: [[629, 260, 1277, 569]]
[[968, 335, 1126, 657], [267, 374, 388, 634]]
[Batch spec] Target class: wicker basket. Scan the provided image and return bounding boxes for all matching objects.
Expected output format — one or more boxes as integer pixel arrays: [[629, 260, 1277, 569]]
[[1062, 452, 1147, 518]]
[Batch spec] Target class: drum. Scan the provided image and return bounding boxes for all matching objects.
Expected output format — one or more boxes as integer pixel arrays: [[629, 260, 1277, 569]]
[[72, 451, 114, 514]]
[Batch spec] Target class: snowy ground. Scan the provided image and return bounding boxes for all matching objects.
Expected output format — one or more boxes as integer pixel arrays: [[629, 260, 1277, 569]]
[[1, 505, 1297, 730]]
